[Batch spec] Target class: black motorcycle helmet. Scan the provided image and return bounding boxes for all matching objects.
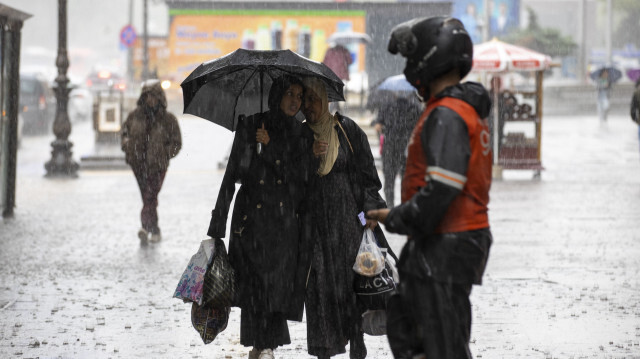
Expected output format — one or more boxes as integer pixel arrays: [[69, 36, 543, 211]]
[[388, 16, 473, 96]]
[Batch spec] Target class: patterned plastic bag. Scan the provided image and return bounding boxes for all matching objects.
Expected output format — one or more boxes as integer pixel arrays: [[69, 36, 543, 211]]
[[190, 302, 230, 344], [173, 239, 216, 305]]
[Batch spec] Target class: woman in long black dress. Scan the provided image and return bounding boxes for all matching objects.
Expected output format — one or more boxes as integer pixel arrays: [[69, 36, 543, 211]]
[[207, 75, 307, 359], [301, 77, 387, 359]]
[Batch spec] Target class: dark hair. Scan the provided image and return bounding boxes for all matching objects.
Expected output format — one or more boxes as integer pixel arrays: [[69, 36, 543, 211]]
[[267, 74, 304, 112]]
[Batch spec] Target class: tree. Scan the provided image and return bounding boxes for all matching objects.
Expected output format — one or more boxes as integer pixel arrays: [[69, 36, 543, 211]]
[[612, 0, 640, 49], [504, 7, 577, 58]]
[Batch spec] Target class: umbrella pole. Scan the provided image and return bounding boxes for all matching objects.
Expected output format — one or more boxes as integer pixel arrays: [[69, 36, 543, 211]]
[[492, 89, 503, 179], [257, 70, 264, 155], [493, 91, 499, 165], [260, 70, 264, 113]]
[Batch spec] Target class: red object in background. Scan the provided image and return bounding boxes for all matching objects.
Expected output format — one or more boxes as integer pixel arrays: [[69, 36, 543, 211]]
[[323, 44, 353, 81], [379, 134, 384, 155]]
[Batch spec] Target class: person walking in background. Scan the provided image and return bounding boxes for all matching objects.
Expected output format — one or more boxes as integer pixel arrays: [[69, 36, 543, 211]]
[[368, 17, 492, 358], [207, 75, 308, 359], [300, 76, 387, 359], [596, 68, 612, 122], [323, 43, 353, 113], [488, 75, 506, 153], [630, 78, 640, 155], [323, 43, 352, 83], [372, 96, 422, 206], [121, 80, 182, 244]]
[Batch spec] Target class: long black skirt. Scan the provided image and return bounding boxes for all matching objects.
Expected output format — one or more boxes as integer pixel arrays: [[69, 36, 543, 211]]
[[305, 146, 366, 358], [240, 309, 290, 350]]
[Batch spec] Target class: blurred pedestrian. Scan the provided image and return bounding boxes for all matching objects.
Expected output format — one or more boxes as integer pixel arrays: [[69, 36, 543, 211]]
[[596, 68, 612, 122], [488, 75, 506, 153], [323, 44, 352, 82], [300, 76, 387, 359], [121, 80, 182, 244], [372, 96, 422, 206], [630, 78, 640, 155], [323, 44, 353, 113], [368, 16, 492, 359], [207, 75, 309, 359]]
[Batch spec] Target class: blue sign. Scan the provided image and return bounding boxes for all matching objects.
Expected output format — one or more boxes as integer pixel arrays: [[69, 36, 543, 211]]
[[453, 0, 521, 44], [120, 25, 137, 48]]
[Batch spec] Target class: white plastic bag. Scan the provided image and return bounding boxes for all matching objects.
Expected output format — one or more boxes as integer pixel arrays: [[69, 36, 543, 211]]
[[352, 228, 385, 277]]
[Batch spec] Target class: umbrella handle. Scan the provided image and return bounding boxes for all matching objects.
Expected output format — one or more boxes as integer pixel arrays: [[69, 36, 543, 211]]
[[256, 118, 263, 155]]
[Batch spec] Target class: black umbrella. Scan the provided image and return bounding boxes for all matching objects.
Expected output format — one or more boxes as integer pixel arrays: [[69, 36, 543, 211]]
[[181, 48, 345, 131], [589, 66, 622, 83]]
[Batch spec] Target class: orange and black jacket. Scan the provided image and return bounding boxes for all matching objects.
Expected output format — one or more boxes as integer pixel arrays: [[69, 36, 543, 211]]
[[384, 82, 492, 239]]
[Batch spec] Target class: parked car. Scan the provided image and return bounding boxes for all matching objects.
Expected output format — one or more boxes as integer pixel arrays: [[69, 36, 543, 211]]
[[85, 69, 127, 97], [19, 73, 56, 135]]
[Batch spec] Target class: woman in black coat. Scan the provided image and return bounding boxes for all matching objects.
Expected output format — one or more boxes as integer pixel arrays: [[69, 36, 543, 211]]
[[207, 75, 307, 359], [300, 77, 388, 359]]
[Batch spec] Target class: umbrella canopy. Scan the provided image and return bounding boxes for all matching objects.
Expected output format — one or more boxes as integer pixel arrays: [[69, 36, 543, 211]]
[[327, 31, 372, 46], [589, 66, 622, 83], [367, 74, 419, 110], [375, 74, 414, 92], [181, 48, 345, 131], [472, 39, 552, 72], [627, 68, 640, 83]]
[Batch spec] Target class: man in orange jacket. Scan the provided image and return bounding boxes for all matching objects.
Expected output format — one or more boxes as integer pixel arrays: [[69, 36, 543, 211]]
[[367, 16, 493, 359]]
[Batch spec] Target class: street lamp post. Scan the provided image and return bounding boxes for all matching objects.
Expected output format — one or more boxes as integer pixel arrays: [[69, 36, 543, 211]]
[[142, 0, 150, 81], [45, 0, 78, 178]]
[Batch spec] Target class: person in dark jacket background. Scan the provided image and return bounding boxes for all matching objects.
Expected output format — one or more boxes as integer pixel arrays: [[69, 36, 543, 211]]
[[372, 95, 423, 206], [630, 78, 640, 156], [207, 75, 308, 359], [121, 80, 182, 244], [367, 17, 492, 359], [301, 76, 387, 359], [323, 44, 352, 82]]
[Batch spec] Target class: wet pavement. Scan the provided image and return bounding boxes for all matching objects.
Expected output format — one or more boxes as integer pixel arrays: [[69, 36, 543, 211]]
[[1, 113, 639, 358]]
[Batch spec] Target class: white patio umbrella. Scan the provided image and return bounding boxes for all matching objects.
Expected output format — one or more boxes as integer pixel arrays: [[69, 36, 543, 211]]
[[471, 39, 552, 166], [327, 31, 372, 45]]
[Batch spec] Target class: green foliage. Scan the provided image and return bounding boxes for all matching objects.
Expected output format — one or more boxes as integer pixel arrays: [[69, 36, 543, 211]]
[[504, 7, 577, 57], [612, 0, 640, 48]]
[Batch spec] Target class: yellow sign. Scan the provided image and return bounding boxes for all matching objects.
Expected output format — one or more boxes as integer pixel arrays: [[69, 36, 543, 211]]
[[168, 9, 366, 82]]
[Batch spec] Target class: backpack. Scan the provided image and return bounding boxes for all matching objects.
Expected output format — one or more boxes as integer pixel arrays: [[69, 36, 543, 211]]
[[632, 88, 640, 125]]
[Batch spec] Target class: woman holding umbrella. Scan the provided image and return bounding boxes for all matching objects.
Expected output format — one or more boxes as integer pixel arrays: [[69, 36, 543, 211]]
[[206, 74, 309, 359], [591, 66, 622, 122], [300, 76, 387, 359]]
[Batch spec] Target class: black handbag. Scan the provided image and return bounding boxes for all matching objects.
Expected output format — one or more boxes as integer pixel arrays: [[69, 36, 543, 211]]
[[203, 238, 236, 308], [354, 253, 398, 310]]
